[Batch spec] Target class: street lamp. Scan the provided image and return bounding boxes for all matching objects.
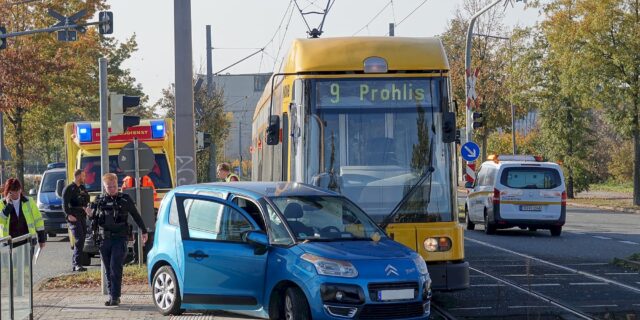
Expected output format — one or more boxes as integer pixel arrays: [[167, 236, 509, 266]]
[[463, 0, 527, 183]]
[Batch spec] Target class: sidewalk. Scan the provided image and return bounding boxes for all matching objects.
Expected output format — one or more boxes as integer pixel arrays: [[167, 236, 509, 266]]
[[34, 284, 256, 320]]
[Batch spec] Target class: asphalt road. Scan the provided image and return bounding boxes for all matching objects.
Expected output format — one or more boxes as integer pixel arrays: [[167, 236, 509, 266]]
[[33, 206, 640, 319], [432, 206, 640, 320]]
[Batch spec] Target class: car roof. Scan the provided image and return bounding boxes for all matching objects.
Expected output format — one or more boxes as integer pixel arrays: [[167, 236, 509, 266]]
[[43, 168, 67, 174], [481, 160, 561, 169], [173, 182, 339, 199]]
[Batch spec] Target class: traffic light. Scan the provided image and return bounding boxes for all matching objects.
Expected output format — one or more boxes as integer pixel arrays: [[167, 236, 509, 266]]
[[99, 11, 113, 35], [473, 112, 483, 129], [110, 93, 141, 134], [0, 26, 7, 50], [455, 129, 461, 144]]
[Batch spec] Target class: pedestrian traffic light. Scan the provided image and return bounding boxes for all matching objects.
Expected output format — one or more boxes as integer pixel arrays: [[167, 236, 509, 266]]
[[473, 112, 483, 129], [0, 26, 7, 50], [99, 11, 113, 35], [455, 129, 461, 144], [110, 93, 141, 134]]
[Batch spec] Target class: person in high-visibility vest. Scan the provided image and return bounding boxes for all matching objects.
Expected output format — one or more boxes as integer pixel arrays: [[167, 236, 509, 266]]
[[217, 163, 240, 182], [0, 178, 46, 248], [121, 175, 157, 200]]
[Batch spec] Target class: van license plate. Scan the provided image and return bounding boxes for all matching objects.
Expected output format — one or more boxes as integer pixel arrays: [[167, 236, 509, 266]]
[[520, 205, 542, 211], [60, 223, 68, 228], [378, 289, 414, 301]]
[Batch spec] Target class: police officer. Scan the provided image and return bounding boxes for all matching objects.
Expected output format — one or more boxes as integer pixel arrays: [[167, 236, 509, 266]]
[[62, 169, 90, 272], [86, 173, 147, 306]]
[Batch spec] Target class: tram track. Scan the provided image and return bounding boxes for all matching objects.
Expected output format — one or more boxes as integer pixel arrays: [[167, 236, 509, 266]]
[[468, 266, 596, 320]]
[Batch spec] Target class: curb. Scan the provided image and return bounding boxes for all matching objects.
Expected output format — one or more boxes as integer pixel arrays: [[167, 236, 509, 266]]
[[566, 202, 640, 214]]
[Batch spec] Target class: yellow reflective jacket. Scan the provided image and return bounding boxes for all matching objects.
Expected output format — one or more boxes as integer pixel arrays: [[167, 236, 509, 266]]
[[0, 196, 45, 242]]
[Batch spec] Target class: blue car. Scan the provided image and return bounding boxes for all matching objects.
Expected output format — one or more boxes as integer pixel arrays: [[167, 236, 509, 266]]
[[147, 182, 431, 319]]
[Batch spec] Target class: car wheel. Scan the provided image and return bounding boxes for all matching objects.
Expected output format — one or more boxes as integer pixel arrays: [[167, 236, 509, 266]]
[[484, 210, 496, 235], [550, 226, 562, 237], [284, 287, 310, 320], [466, 207, 475, 231], [152, 266, 184, 316]]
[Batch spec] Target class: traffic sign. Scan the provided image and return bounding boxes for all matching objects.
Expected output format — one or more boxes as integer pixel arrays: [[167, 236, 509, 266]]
[[461, 141, 480, 162], [118, 141, 155, 176], [0, 26, 6, 50]]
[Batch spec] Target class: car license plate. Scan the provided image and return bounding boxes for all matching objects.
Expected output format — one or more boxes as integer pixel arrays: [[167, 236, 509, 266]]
[[378, 289, 414, 301], [60, 223, 68, 228], [520, 205, 542, 211]]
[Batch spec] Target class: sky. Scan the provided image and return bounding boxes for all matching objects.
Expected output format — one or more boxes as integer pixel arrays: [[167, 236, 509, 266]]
[[103, 0, 540, 105]]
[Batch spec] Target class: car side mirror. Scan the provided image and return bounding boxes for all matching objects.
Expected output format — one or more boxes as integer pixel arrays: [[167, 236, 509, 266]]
[[464, 181, 474, 189], [266, 115, 280, 145], [28, 188, 37, 196], [55, 179, 65, 198], [442, 112, 456, 143], [243, 230, 269, 255]]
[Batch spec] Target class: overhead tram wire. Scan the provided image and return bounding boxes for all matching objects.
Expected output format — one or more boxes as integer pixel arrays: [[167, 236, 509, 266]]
[[294, 0, 335, 38], [352, 1, 393, 36], [273, 3, 297, 72], [386, 0, 430, 35]]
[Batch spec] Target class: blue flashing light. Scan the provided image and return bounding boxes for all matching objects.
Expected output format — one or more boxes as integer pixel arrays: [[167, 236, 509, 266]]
[[77, 123, 92, 142], [151, 120, 165, 139]]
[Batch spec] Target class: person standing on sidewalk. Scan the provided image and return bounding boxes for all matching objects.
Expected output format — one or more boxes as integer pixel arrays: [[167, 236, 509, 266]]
[[217, 163, 240, 182], [0, 178, 47, 247], [86, 173, 147, 306], [62, 169, 90, 272]]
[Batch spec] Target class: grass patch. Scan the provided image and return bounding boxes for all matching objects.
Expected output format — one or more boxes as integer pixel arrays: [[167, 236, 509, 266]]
[[589, 181, 634, 194], [40, 265, 148, 290], [569, 198, 638, 210], [613, 253, 640, 271]]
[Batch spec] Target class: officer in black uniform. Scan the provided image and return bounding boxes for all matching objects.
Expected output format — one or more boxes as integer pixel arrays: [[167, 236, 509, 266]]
[[86, 173, 147, 306], [62, 169, 90, 272]]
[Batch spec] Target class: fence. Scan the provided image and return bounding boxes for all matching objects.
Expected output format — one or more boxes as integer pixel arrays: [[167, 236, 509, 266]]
[[0, 234, 34, 320]]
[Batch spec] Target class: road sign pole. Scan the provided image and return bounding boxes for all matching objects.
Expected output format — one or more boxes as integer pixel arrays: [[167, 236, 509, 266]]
[[98, 57, 109, 295], [206, 25, 217, 182], [133, 138, 143, 267]]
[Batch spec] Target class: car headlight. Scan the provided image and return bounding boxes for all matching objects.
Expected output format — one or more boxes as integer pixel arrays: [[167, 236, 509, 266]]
[[301, 253, 358, 278], [413, 254, 429, 275]]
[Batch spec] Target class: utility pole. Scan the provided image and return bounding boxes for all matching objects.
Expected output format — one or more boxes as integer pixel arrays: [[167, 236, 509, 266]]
[[174, 0, 197, 185], [98, 57, 108, 295], [389, 23, 395, 36], [206, 25, 217, 182], [238, 120, 242, 177]]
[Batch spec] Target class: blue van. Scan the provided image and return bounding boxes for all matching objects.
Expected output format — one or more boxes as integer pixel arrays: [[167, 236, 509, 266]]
[[32, 167, 67, 237], [147, 182, 431, 319]]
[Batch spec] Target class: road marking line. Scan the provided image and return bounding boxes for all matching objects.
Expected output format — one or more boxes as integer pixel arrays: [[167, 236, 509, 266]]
[[528, 283, 561, 287], [544, 273, 579, 276], [449, 307, 492, 311], [466, 237, 640, 295], [569, 282, 608, 286], [504, 274, 531, 277], [567, 263, 608, 266], [471, 284, 505, 287], [593, 236, 612, 240], [580, 304, 618, 308], [605, 272, 639, 275], [508, 305, 548, 309], [619, 240, 639, 245]]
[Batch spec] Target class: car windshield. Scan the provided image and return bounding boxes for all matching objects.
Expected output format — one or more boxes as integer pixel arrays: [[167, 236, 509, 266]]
[[40, 171, 66, 193], [269, 195, 385, 241], [80, 154, 173, 192]]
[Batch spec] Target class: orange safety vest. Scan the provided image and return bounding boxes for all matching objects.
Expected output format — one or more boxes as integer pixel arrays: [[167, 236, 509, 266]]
[[122, 176, 157, 200]]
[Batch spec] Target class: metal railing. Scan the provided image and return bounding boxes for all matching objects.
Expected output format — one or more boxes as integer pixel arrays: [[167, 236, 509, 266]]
[[0, 234, 34, 320]]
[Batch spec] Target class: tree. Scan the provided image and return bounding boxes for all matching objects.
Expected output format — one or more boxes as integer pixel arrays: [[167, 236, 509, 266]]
[[567, 0, 640, 205]]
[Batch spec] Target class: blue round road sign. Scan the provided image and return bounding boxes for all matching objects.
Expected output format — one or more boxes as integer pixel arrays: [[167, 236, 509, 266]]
[[461, 142, 480, 162]]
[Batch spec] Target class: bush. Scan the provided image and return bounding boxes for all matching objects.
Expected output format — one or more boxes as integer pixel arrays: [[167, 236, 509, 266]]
[[608, 141, 634, 183]]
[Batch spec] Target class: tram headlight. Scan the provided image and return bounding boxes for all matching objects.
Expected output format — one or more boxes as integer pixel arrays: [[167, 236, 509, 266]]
[[423, 237, 452, 252]]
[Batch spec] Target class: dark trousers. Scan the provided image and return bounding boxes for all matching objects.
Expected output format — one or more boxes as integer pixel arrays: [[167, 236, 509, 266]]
[[70, 220, 86, 267], [99, 237, 127, 300]]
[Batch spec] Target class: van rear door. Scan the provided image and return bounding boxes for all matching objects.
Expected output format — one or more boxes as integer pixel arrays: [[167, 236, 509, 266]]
[[497, 165, 564, 221]]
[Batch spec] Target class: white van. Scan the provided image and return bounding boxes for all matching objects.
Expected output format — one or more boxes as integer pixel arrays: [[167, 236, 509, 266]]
[[465, 155, 566, 236]]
